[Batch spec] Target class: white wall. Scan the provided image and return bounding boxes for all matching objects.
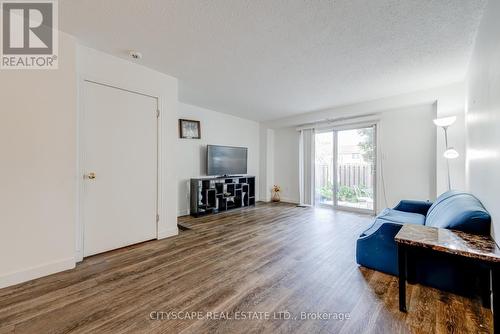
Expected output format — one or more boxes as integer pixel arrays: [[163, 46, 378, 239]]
[[466, 0, 500, 239], [377, 105, 437, 211], [264, 83, 465, 209], [176, 103, 260, 216], [259, 126, 275, 201], [270, 104, 437, 211], [0, 40, 180, 288], [0, 33, 78, 288], [265, 83, 466, 129], [78, 45, 179, 246], [273, 127, 300, 203]]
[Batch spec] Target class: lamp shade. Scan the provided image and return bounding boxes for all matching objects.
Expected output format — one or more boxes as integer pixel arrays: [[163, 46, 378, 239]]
[[444, 148, 459, 159], [433, 116, 457, 127]]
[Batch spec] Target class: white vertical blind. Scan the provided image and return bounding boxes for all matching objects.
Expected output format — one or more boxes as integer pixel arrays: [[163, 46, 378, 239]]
[[299, 129, 315, 206]]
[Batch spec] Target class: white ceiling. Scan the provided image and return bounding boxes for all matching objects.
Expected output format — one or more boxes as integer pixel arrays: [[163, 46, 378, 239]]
[[59, 0, 486, 122]]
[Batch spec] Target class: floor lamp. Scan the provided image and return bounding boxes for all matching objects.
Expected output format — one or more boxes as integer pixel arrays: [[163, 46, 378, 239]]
[[433, 116, 459, 190]]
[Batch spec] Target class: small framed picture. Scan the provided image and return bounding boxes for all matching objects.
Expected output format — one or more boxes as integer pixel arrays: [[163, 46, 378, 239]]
[[179, 119, 201, 139]]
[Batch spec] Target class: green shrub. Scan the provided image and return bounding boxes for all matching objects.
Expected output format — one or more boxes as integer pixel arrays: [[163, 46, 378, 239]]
[[337, 185, 358, 202], [319, 183, 333, 200], [318, 183, 372, 203]]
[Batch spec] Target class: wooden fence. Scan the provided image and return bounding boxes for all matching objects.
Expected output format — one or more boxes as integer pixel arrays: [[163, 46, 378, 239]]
[[318, 163, 373, 189]]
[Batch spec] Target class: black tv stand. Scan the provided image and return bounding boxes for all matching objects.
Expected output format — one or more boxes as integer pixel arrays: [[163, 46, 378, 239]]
[[190, 176, 256, 217]]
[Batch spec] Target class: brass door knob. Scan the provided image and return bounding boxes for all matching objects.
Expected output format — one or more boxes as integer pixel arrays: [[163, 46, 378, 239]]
[[87, 172, 96, 180]]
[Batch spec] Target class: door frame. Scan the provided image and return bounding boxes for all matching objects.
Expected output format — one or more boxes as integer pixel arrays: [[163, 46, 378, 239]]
[[314, 122, 378, 215], [76, 76, 161, 262]]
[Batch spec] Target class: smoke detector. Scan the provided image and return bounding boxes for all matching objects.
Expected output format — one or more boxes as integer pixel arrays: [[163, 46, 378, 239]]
[[129, 50, 142, 60]]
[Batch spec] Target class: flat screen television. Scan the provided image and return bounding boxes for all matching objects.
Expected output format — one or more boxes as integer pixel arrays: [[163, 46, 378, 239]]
[[207, 145, 248, 176]]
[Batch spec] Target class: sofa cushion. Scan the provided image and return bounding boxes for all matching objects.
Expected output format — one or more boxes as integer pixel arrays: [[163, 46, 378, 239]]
[[426, 190, 462, 218], [361, 208, 425, 236], [425, 192, 491, 234], [378, 208, 426, 225]]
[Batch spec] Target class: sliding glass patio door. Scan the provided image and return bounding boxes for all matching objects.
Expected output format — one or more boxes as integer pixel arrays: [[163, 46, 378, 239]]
[[314, 131, 334, 206], [315, 125, 376, 213]]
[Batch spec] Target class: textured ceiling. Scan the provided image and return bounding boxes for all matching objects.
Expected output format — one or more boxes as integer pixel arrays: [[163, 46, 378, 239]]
[[59, 0, 486, 121]]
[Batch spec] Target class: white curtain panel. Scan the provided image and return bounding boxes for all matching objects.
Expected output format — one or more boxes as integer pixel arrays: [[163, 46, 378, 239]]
[[299, 128, 315, 206]]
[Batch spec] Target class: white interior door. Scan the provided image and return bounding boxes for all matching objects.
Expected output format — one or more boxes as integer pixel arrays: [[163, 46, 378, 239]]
[[82, 81, 158, 257]]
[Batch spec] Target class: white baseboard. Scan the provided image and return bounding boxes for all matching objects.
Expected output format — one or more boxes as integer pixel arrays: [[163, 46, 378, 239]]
[[158, 227, 178, 239], [261, 198, 299, 204], [0, 257, 76, 289], [75, 249, 83, 263], [279, 198, 300, 204], [177, 209, 189, 217]]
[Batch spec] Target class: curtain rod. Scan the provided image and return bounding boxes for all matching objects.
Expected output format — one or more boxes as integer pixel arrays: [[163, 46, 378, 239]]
[[296, 113, 378, 131]]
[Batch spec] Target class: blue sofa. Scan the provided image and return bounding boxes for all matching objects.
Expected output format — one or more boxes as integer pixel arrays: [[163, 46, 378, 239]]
[[356, 190, 491, 295]]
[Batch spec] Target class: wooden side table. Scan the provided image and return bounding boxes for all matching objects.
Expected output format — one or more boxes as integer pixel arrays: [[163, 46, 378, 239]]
[[395, 224, 500, 333]]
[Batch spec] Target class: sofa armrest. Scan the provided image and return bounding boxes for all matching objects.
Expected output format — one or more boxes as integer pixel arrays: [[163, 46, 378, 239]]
[[358, 220, 404, 242], [394, 200, 432, 216], [356, 220, 404, 275]]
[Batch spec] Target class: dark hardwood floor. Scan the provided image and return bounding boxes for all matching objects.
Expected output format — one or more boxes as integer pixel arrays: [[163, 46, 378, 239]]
[[0, 202, 492, 333]]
